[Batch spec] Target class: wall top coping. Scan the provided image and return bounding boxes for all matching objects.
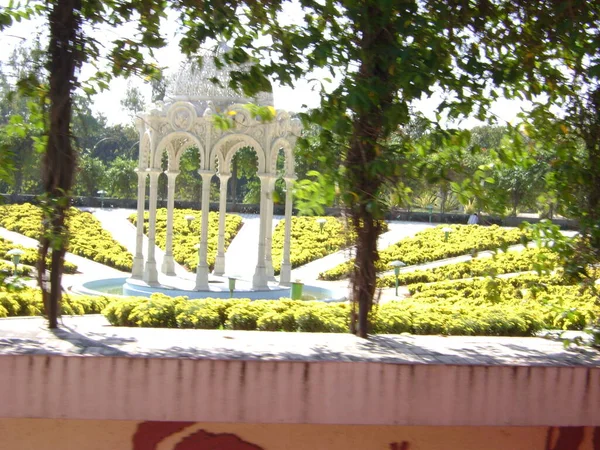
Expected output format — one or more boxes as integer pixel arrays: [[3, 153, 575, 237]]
[[0, 316, 598, 368]]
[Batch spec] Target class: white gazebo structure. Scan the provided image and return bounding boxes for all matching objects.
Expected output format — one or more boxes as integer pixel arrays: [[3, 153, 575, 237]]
[[131, 49, 301, 290]]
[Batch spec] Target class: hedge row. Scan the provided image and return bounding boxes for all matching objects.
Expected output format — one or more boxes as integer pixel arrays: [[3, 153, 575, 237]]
[[0, 204, 132, 271], [103, 294, 350, 332], [320, 224, 527, 280], [102, 291, 558, 336], [0, 283, 592, 335], [0, 287, 108, 318], [129, 208, 243, 271], [0, 236, 78, 275], [376, 247, 557, 288]]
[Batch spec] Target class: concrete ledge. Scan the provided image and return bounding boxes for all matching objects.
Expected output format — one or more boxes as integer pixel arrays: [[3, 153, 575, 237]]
[[0, 354, 598, 426]]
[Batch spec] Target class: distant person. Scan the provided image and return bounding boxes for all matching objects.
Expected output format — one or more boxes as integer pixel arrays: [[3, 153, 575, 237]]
[[468, 213, 479, 225]]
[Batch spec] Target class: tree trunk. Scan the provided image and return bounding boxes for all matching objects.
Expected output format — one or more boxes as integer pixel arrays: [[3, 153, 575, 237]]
[[346, 4, 395, 338], [511, 190, 519, 217], [39, 0, 82, 329], [439, 184, 447, 221]]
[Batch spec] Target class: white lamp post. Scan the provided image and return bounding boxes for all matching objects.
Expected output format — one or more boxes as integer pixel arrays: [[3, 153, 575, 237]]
[[316, 218, 327, 233], [97, 190, 107, 208], [185, 215, 195, 228], [6, 249, 24, 275], [441, 226, 453, 242], [389, 260, 406, 296]]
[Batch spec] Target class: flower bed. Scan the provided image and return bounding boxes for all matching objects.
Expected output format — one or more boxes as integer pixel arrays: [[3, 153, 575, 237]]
[[406, 274, 598, 331], [99, 283, 591, 336]]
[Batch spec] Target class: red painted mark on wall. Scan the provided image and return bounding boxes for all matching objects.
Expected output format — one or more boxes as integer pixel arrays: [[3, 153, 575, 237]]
[[389, 442, 410, 450], [133, 421, 264, 450], [543, 427, 600, 450]]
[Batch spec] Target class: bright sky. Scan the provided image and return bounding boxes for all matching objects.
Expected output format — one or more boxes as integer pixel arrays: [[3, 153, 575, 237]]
[[0, 2, 529, 129]]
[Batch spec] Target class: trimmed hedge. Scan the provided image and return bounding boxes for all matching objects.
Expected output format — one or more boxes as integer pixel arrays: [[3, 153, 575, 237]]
[[0, 203, 132, 271], [129, 208, 242, 271], [376, 247, 557, 288], [103, 294, 350, 333], [0, 287, 109, 318], [320, 224, 528, 280], [101, 291, 566, 336]]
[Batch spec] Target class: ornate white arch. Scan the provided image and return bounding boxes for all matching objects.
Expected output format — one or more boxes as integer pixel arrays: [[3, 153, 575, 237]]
[[154, 131, 205, 171], [213, 133, 266, 174], [133, 83, 300, 289], [210, 148, 226, 173], [268, 137, 295, 177]]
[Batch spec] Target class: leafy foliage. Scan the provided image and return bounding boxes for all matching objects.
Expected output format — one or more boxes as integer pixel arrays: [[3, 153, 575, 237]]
[[406, 274, 599, 332], [0, 236, 77, 275]]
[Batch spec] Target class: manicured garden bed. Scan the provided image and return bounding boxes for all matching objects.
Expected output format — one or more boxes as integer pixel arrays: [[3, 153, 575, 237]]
[[271, 216, 356, 273], [320, 224, 528, 280], [0, 204, 128, 270], [376, 247, 557, 287]]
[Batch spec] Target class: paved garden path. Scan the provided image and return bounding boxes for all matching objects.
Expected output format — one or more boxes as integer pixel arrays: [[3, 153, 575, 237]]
[[289, 221, 436, 282], [0, 225, 127, 290], [222, 214, 282, 280]]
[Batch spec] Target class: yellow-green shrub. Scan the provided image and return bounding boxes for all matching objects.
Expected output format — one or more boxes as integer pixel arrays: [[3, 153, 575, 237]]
[[405, 275, 598, 331], [100, 291, 558, 336]]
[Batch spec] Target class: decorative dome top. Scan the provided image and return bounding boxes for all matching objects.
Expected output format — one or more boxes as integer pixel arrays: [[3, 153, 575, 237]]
[[166, 43, 274, 110]]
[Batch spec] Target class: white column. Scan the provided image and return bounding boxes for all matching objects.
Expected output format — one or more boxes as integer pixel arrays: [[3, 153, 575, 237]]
[[279, 176, 296, 286], [214, 173, 230, 276], [161, 170, 179, 276], [264, 176, 276, 281], [143, 169, 161, 285], [253, 173, 270, 289], [131, 169, 147, 279], [195, 170, 214, 290]]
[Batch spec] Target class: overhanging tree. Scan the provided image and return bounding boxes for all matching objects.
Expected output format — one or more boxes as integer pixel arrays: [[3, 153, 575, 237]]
[[0, 0, 170, 328], [175, 1, 512, 336]]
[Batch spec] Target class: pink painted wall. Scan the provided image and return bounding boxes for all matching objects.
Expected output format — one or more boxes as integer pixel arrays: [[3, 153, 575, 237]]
[[0, 419, 599, 450], [0, 355, 598, 426]]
